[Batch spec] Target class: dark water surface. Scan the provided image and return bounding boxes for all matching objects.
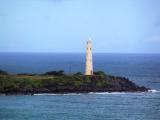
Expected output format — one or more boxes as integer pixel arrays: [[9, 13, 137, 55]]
[[0, 53, 160, 120]]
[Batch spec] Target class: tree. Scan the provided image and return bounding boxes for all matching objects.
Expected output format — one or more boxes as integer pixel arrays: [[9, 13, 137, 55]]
[[74, 72, 83, 76], [93, 71, 106, 76], [43, 70, 64, 76]]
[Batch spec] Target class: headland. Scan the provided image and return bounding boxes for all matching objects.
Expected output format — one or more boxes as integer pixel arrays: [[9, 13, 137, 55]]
[[0, 70, 149, 95]]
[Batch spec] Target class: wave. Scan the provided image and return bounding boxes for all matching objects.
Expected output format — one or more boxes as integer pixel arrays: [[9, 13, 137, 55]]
[[34, 90, 160, 96], [88, 92, 126, 95], [34, 92, 129, 96], [34, 93, 83, 96], [148, 89, 160, 93]]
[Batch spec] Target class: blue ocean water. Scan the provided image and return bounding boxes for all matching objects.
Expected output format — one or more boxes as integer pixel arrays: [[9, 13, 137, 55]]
[[0, 53, 160, 120], [0, 92, 160, 120]]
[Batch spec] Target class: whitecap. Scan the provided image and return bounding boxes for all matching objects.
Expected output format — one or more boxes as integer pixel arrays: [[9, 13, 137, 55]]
[[34, 93, 83, 96], [33, 90, 160, 96], [89, 92, 126, 95], [148, 89, 159, 93], [34, 93, 57, 96]]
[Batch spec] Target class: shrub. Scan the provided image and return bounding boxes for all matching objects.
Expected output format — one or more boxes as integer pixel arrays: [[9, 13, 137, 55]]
[[94, 71, 106, 76], [43, 70, 64, 76]]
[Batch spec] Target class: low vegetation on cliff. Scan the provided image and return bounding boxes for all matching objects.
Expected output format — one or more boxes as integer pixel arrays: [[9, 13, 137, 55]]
[[0, 70, 148, 94]]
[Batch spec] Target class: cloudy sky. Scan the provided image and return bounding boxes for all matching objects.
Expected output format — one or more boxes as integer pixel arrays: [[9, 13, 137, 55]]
[[0, 0, 160, 53]]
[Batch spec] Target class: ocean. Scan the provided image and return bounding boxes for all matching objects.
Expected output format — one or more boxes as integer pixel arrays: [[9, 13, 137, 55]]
[[0, 53, 160, 120]]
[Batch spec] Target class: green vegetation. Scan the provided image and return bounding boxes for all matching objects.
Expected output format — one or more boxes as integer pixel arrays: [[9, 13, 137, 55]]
[[0, 70, 148, 94], [43, 70, 64, 76], [93, 71, 106, 76]]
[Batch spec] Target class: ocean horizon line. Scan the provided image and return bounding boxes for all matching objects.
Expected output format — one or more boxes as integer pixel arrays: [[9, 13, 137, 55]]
[[0, 52, 160, 54]]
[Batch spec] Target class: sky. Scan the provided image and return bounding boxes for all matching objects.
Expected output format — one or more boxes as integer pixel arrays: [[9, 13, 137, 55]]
[[0, 0, 160, 53]]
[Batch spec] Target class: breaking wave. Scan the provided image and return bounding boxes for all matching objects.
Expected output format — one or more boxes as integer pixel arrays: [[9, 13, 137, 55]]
[[34, 93, 83, 96], [88, 92, 126, 95], [148, 89, 160, 93], [34, 90, 160, 96]]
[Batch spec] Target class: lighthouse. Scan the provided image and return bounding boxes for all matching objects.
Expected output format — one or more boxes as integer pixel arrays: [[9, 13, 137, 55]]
[[85, 39, 93, 75]]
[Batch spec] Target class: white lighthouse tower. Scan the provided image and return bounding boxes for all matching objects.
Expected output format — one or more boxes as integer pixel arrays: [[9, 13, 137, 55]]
[[85, 39, 93, 75]]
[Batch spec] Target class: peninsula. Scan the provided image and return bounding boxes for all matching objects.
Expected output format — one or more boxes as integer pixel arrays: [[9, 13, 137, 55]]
[[0, 70, 149, 95]]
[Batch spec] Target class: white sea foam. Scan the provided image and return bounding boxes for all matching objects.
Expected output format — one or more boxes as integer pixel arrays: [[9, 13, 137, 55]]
[[34, 92, 127, 96], [33, 90, 160, 96], [34, 93, 57, 96], [148, 89, 160, 93], [34, 93, 83, 96], [89, 92, 126, 95], [90, 91, 160, 94]]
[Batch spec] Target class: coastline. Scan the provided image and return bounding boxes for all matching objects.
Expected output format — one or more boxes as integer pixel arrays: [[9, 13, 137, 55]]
[[0, 70, 149, 95], [1, 90, 159, 96]]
